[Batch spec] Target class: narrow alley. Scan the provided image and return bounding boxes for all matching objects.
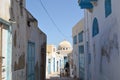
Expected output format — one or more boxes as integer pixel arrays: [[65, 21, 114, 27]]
[[0, 0, 120, 80]]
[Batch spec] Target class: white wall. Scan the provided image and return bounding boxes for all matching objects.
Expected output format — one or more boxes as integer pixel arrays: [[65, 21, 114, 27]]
[[84, 0, 120, 80], [0, 0, 46, 80], [72, 19, 84, 78]]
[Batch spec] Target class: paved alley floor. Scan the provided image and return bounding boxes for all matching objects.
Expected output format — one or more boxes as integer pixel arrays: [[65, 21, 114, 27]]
[[49, 77, 75, 80], [46, 73, 78, 80]]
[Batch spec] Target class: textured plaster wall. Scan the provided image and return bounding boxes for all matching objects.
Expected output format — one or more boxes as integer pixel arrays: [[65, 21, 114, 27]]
[[27, 10, 47, 80], [85, 0, 120, 80], [72, 19, 84, 78], [0, 0, 11, 21], [0, 0, 47, 80]]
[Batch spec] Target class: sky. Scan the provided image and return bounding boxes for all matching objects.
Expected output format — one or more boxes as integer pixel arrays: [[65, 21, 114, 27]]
[[26, 0, 84, 46]]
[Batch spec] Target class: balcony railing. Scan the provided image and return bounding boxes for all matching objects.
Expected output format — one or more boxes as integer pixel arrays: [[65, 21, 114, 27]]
[[78, 0, 97, 9]]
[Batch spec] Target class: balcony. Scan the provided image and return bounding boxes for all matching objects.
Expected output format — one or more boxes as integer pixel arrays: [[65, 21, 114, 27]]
[[78, 0, 97, 9]]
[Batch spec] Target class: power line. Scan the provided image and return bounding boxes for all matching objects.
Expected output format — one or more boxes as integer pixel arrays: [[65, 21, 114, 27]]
[[39, 0, 69, 38]]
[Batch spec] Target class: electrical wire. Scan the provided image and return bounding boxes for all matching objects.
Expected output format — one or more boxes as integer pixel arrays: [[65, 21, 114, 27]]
[[39, 0, 70, 38]]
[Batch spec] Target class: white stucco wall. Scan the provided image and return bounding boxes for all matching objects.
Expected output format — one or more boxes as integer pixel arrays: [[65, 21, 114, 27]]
[[84, 0, 120, 80], [72, 19, 84, 79], [0, 0, 47, 80], [0, 0, 11, 21]]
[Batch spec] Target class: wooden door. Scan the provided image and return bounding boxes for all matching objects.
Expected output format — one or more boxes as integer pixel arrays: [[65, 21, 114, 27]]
[[27, 42, 35, 80]]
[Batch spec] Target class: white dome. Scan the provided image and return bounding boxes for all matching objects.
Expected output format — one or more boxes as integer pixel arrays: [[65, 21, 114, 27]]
[[58, 40, 72, 50]]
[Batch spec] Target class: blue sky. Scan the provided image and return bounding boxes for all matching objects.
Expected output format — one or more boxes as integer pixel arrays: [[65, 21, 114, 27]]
[[26, 0, 84, 46]]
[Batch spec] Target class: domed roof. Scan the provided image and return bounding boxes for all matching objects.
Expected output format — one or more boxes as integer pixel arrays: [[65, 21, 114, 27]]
[[58, 40, 72, 50]]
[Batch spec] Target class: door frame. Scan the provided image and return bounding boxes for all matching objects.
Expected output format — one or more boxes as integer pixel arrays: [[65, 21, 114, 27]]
[[0, 18, 12, 80]]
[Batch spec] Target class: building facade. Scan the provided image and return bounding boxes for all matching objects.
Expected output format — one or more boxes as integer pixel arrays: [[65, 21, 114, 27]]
[[72, 19, 85, 79], [78, 0, 120, 80], [46, 40, 72, 79], [46, 45, 58, 79], [57, 40, 72, 70], [0, 0, 46, 80]]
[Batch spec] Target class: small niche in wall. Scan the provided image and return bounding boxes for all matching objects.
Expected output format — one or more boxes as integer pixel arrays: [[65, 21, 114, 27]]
[[27, 21, 31, 27]]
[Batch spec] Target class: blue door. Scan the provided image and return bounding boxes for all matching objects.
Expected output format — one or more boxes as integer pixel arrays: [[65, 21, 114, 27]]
[[27, 42, 35, 80], [64, 57, 68, 67], [48, 59, 51, 74], [78, 45, 85, 80]]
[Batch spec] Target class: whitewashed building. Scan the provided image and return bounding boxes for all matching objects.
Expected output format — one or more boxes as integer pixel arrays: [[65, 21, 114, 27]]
[[57, 40, 72, 69], [0, 0, 47, 80], [46, 45, 60, 79], [78, 0, 120, 80], [46, 40, 72, 79], [72, 19, 85, 79]]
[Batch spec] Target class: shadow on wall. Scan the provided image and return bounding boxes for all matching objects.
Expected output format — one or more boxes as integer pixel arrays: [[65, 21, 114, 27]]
[[101, 32, 119, 63]]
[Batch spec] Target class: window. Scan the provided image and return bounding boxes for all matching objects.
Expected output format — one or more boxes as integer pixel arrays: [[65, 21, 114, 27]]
[[105, 0, 112, 17], [79, 45, 84, 54], [78, 31, 83, 43], [73, 35, 77, 44], [88, 53, 91, 64], [53, 48, 55, 52], [78, 0, 94, 9], [92, 18, 99, 37]]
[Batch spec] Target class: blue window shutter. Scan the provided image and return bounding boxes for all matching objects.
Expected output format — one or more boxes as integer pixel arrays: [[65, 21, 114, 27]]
[[105, 0, 112, 17], [79, 45, 84, 54], [78, 31, 83, 43], [73, 36, 77, 44], [92, 18, 99, 37]]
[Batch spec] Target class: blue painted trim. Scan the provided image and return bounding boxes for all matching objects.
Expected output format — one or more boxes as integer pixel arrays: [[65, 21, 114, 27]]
[[79, 2, 93, 9], [92, 18, 99, 37], [0, 18, 10, 26], [78, 31, 83, 43], [0, 18, 12, 80], [105, 0, 112, 17], [27, 41, 36, 80], [79, 0, 93, 9], [78, 45, 85, 80], [48, 59, 51, 74], [73, 35, 77, 44], [78, 0, 97, 9], [7, 24, 12, 80]]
